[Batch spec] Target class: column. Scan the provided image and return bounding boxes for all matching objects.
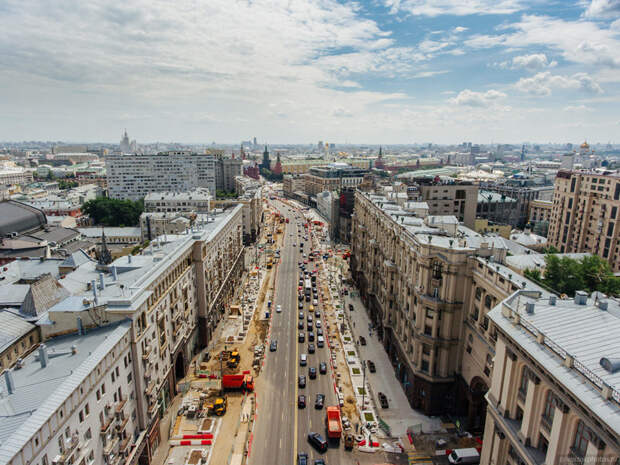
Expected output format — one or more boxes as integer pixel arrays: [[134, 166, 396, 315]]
[[499, 349, 517, 417], [480, 413, 497, 465], [545, 404, 570, 465], [489, 340, 507, 404], [518, 376, 540, 445]]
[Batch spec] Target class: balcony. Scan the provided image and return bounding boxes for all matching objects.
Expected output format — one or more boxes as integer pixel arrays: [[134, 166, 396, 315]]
[[141, 347, 152, 361]]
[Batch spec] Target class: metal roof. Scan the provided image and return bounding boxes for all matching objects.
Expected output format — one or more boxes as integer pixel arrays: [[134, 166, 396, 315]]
[[0, 312, 35, 354], [490, 292, 620, 437], [0, 321, 131, 464]]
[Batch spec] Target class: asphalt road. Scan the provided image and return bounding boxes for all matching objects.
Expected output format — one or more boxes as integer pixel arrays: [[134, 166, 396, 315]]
[[251, 200, 351, 465]]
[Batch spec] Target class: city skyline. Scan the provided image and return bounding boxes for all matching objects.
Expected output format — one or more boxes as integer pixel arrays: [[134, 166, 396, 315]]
[[1, 0, 619, 143]]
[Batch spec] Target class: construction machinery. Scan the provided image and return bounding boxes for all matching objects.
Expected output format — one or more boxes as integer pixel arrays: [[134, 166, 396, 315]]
[[206, 397, 227, 416], [226, 350, 240, 368]]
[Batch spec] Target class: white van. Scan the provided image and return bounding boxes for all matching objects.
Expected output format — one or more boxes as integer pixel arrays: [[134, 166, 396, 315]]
[[448, 448, 480, 465], [317, 336, 325, 348]]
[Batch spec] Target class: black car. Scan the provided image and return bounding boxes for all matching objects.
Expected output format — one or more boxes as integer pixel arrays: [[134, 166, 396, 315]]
[[314, 394, 325, 409], [299, 311, 304, 320], [319, 362, 327, 374], [359, 336, 367, 345], [308, 343, 315, 354], [308, 331, 315, 342], [270, 340, 277, 352], [297, 452, 308, 464], [298, 302, 304, 309], [298, 332, 305, 343], [298, 294, 304, 301], [298, 321, 304, 330], [349, 303, 354, 311], [315, 311, 321, 319], [317, 328, 323, 336], [308, 432, 328, 453], [367, 360, 376, 372], [305, 295, 311, 302], [298, 375, 306, 388], [309, 366, 317, 379], [378, 392, 389, 408], [298, 395, 306, 409]]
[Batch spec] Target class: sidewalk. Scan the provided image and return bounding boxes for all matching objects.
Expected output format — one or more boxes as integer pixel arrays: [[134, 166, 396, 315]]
[[341, 276, 441, 437]]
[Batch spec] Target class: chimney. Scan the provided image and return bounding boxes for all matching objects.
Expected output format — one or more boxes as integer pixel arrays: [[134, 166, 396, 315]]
[[99, 272, 105, 290], [111, 266, 118, 281], [4, 370, 15, 395], [38, 344, 49, 368], [77, 316, 84, 336], [549, 295, 557, 306], [575, 290, 588, 305], [91, 280, 98, 305], [598, 300, 608, 311], [525, 302, 535, 314]]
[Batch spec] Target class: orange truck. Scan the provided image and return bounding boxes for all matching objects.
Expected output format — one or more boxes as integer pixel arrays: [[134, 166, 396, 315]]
[[222, 374, 254, 392], [326, 406, 342, 439]]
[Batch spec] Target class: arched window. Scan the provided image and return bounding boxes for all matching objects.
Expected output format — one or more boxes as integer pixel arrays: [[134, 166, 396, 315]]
[[572, 420, 589, 458], [432, 261, 443, 279], [475, 287, 482, 301], [518, 367, 529, 398]]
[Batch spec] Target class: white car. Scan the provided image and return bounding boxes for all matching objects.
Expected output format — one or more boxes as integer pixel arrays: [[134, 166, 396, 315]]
[[276, 305, 282, 313]]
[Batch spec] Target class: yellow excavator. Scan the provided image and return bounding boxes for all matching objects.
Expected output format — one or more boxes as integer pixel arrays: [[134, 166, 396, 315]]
[[207, 397, 227, 416]]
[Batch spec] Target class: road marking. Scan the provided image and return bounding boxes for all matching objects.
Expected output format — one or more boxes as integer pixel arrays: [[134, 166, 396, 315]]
[[293, 215, 300, 464]]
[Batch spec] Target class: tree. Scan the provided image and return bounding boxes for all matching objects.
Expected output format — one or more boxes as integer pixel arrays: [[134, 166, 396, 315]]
[[82, 197, 144, 227], [528, 254, 620, 297]]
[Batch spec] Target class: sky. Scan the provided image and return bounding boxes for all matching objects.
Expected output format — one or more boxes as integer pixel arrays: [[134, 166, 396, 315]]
[[1, 0, 619, 145]]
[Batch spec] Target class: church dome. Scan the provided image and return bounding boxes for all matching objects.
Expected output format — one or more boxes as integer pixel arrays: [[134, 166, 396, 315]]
[[580, 141, 590, 149]]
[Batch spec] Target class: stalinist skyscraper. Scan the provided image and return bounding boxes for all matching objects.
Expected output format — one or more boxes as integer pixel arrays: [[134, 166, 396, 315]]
[[119, 129, 130, 153]]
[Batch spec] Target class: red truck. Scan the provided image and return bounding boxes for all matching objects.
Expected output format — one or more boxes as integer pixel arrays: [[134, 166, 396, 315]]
[[325, 406, 342, 439], [222, 374, 254, 392]]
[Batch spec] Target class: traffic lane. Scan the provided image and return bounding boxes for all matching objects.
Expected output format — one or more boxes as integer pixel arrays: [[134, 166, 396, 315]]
[[252, 218, 298, 465]]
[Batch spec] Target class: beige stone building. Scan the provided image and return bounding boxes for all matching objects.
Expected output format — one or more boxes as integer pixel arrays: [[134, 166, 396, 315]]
[[350, 190, 542, 430], [548, 170, 620, 271], [528, 199, 552, 225], [0, 311, 40, 371], [282, 175, 305, 197], [481, 290, 620, 465]]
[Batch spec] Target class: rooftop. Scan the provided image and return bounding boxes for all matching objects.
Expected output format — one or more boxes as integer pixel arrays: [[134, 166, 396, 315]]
[[144, 188, 212, 202], [491, 291, 620, 437], [0, 321, 131, 463], [0, 312, 35, 354]]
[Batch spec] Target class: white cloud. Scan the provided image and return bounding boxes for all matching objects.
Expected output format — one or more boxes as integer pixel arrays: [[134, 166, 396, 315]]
[[584, 0, 620, 18], [467, 15, 620, 68], [512, 53, 555, 71], [453, 26, 468, 33], [515, 72, 603, 95], [383, 0, 523, 17], [450, 89, 507, 107], [563, 104, 592, 112], [411, 70, 449, 78]]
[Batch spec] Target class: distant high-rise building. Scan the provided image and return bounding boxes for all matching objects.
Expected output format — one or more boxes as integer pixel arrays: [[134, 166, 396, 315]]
[[253, 137, 258, 148], [548, 169, 620, 271], [106, 151, 216, 200], [318, 141, 324, 152], [119, 129, 131, 153], [521, 144, 526, 162]]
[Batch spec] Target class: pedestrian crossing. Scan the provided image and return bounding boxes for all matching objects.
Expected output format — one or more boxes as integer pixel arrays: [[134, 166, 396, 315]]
[[408, 451, 433, 465]]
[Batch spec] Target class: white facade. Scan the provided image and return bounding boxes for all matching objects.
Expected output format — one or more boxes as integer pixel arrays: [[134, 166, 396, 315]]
[[144, 189, 211, 213], [106, 152, 216, 201], [0, 205, 246, 465]]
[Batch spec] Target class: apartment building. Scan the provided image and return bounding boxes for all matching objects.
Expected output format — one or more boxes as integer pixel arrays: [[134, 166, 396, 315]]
[[106, 151, 216, 200], [350, 190, 544, 430], [215, 156, 242, 193], [528, 199, 552, 225], [282, 175, 305, 198], [479, 182, 554, 229], [477, 190, 519, 228], [144, 188, 211, 213], [547, 170, 620, 271], [0, 311, 40, 371], [481, 291, 620, 465], [0, 205, 245, 465], [302, 163, 368, 196], [404, 177, 478, 228]]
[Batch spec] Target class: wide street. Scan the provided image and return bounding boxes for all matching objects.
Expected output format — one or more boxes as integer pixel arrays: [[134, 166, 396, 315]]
[[251, 199, 356, 465]]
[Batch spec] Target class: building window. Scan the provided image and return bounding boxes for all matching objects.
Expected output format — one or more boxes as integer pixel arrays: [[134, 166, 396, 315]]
[[421, 360, 429, 372], [484, 295, 493, 309], [432, 261, 443, 279], [475, 287, 482, 301], [542, 391, 556, 427], [572, 421, 590, 458], [518, 368, 529, 399]]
